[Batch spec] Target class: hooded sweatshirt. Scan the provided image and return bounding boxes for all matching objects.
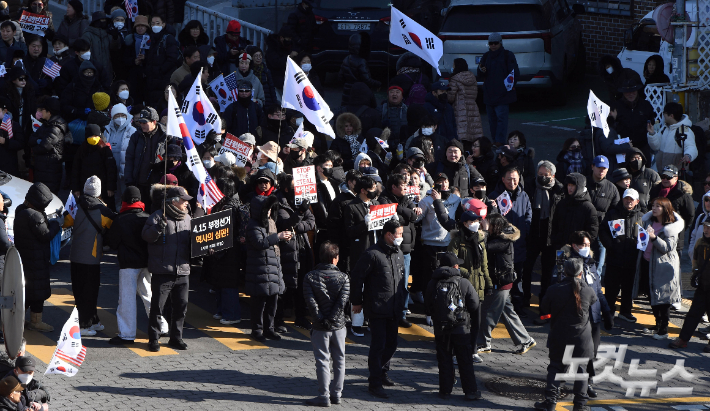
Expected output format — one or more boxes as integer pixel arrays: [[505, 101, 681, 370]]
[[550, 173, 599, 247], [233, 68, 266, 107]]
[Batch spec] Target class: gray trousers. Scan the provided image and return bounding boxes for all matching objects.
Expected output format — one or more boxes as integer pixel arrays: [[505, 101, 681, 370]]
[[477, 288, 530, 347], [311, 327, 347, 399]]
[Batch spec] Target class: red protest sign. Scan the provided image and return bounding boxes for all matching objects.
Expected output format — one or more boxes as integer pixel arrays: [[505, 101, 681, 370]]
[[368, 203, 398, 231], [293, 165, 317, 206], [19, 11, 50, 36], [218, 133, 253, 167]]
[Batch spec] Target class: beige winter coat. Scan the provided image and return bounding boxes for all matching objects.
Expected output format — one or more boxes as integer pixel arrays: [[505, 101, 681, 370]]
[[449, 71, 483, 142]]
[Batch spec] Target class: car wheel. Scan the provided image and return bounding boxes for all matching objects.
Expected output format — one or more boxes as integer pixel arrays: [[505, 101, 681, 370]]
[[570, 39, 587, 83]]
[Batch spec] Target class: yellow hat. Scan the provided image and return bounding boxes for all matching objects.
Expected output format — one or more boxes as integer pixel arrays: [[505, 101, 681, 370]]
[[92, 92, 110, 111]]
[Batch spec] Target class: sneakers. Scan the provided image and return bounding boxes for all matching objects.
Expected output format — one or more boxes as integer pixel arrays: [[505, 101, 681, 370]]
[[294, 317, 312, 331], [167, 338, 188, 350], [80, 328, 97, 336], [264, 330, 282, 340], [398, 319, 412, 328], [405, 309, 411, 315], [351, 326, 365, 337], [212, 313, 222, 320], [464, 391, 482, 401], [220, 319, 241, 325], [90, 322, 105, 331], [304, 396, 330, 407], [330, 396, 341, 404], [477, 344, 492, 354], [27, 312, 54, 333], [148, 340, 160, 352], [617, 312, 637, 323], [410, 291, 424, 304], [652, 332, 669, 340], [472, 354, 483, 363], [669, 338, 688, 349], [108, 336, 134, 345], [514, 338, 536, 355], [643, 325, 658, 335]]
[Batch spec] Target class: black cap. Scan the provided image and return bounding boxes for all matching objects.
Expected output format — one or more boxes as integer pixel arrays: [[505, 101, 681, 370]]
[[122, 186, 141, 203], [85, 123, 102, 138], [661, 164, 679, 178], [471, 176, 486, 186], [137, 107, 159, 123], [439, 252, 464, 268], [15, 356, 35, 372], [431, 80, 450, 91], [167, 186, 193, 201]]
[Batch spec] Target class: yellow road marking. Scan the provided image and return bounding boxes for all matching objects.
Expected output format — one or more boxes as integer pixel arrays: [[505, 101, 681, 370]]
[[185, 303, 268, 350], [556, 396, 710, 410], [23, 329, 59, 365], [398, 323, 434, 341]]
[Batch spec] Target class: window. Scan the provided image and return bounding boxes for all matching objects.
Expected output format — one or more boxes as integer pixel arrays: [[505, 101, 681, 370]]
[[570, 0, 632, 16], [441, 5, 551, 33]]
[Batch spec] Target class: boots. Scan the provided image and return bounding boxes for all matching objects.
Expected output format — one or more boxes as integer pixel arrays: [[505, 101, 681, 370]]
[[27, 312, 54, 332]]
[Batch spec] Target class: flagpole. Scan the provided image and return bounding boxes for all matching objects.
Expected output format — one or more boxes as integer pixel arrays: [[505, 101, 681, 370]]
[[164, 87, 172, 219]]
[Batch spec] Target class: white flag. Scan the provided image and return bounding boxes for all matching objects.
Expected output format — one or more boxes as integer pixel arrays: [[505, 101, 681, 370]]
[[587, 90, 611, 138], [181, 68, 222, 145], [637, 224, 649, 251], [608, 219, 625, 238], [389, 6, 443, 75], [496, 191, 512, 216], [64, 192, 77, 219], [282, 57, 335, 139], [45, 307, 86, 377], [292, 122, 305, 141]]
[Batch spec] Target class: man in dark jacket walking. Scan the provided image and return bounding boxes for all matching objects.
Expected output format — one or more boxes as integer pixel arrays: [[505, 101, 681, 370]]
[[351, 219, 407, 399], [142, 186, 193, 352], [425, 252, 482, 401], [626, 147, 660, 210], [32, 97, 68, 195], [476, 33, 519, 145], [649, 165, 695, 252], [303, 241, 350, 407]]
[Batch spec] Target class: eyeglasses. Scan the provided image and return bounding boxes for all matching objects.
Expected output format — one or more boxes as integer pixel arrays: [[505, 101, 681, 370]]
[[16, 77, 26, 81]]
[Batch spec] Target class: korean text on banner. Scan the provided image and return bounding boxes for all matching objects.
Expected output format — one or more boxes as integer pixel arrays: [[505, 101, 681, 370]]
[[368, 204, 398, 231], [191, 209, 233, 257], [587, 90, 611, 138], [218, 133, 253, 167], [19, 11, 50, 36], [293, 165, 317, 206]]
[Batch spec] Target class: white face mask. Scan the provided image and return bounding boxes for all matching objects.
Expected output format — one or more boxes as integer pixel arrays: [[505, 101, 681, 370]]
[[207, 56, 215, 65], [606, 66, 614, 74], [295, 118, 303, 126], [393, 237, 403, 246], [152, 25, 163, 34], [577, 246, 590, 258], [301, 63, 312, 73], [114, 21, 124, 30], [113, 117, 126, 126], [466, 222, 480, 232], [55, 46, 68, 54], [118, 90, 129, 100], [81, 51, 91, 60], [203, 159, 214, 168], [17, 373, 32, 385], [421, 127, 434, 136]]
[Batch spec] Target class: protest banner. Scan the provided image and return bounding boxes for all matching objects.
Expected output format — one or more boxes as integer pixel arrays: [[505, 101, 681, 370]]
[[19, 11, 50, 36], [219, 133, 253, 167], [293, 165, 317, 206], [191, 209, 233, 257], [368, 203, 398, 231]]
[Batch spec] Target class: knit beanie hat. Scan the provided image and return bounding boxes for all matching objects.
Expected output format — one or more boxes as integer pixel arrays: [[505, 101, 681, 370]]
[[68, 0, 83, 14], [84, 175, 101, 197], [122, 186, 141, 203], [215, 151, 236, 167], [110, 9, 127, 20], [92, 92, 110, 111], [111, 103, 128, 118]]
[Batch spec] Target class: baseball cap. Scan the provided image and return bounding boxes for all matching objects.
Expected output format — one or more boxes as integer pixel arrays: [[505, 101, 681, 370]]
[[463, 198, 487, 219], [434, 172, 449, 182], [661, 164, 679, 178], [166, 186, 192, 201], [438, 252, 464, 268], [15, 356, 35, 372], [287, 138, 309, 150], [406, 146, 425, 159], [703, 220, 710, 227], [593, 155, 609, 168], [622, 188, 639, 201], [160, 174, 178, 186], [137, 107, 159, 123], [471, 176, 486, 186], [460, 210, 481, 223], [431, 80, 450, 91]]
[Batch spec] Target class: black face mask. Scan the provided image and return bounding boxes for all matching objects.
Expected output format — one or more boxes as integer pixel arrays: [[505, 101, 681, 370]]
[[238, 94, 251, 107], [569, 147, 581, 153], [412, 159, 425, 169], [629, 159, 642, 171], [437, 93, 448, 104], [322, 167, 333, 178], [366, 190, 377, 199], [474, 189, 485, 200], [267, 118, 281, 129], [537, 175, 552, 186], [289, 150, 302, 160]]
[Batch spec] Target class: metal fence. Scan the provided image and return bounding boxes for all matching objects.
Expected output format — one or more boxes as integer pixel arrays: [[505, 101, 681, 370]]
[[184, 2, 271, 51]]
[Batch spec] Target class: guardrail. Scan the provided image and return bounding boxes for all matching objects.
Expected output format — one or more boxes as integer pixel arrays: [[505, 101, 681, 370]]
[[184, 2, 271, 51]]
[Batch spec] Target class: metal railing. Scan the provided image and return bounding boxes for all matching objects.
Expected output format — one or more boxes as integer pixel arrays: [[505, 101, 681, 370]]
[[184, 2, 271, 51]]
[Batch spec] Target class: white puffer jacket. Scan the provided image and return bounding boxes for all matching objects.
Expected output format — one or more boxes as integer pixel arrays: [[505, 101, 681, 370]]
[[105, 116, 137, 177]]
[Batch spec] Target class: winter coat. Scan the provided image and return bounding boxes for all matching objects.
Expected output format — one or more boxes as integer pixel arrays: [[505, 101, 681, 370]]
[[331, 112, 362, 170], [71, 142, 117, 194], [213, 33, 251, 75], [244, 195, 284, 296], [550, 173, 598, 248], [104, 206, 150, 269], [105, 117, 137, 177], [648, 115, 698, 171], [378, 188, 418, 254], [586, 177, 620, 223], [82, 26, 113, 81], [169, 62, 191, 88], [423, 92, 457, 141], [6, 87, 36, 138], [434, 158, 478, 195], [598, 125, 630, 171], [224, 100, 263, 138], [487, 224, 520, 286], [610, 96, 655, 160], [258, 119, 293, 147], [449, 70, 483, 142], [338, 33, 380, 106], [489, 182, 532, 263], [285, 4, 317, 53], [22, 55, 53, 96], [148, 0, 175, 24], [380, 102, 407, 140], [303, 263, 350, 332], [350, 241, 406, 319], [177, 27, 209, 52], [689, 190, 710, 258], [0, 118, 25, 176], [692, 235, 710, 292], [124, 123, 170, 187], [107, 26, 129, 81], [144, 31, 179, 105], [251, 62, 277, 111], [233, 69, 266, 107], [477, 48, 519, 106], [525, 177, 565, 247], [649, 179, 695, 251], [554, 246, 611, 324], [55, 55, 111, 94], [540, 276, 595, 358], [142, 207, 192, 276], [31, 115, 68, 194], [343, 196, 379, 264], [416, 193, 460, 247], [635, 211, 683, 305], [64, 195, 115, 265], [57, 15, 89, 47], [264, 34, 288, 87], [406, 130, 447, 167], [60, 69, 104, 122], [627, 147, 661, 210], [0, 37, 26, 68], [470, 151, 497, 187], [204, 195, 247, 289], [424, 266, 480, 334], [313, 177, 339, 232], [448, 228, 492, 299], [0, 396, 20, 411], [14, 183, 61, 303], [275, 192, 315, 288], [599, 201, 644, 269], [326, 184, 355, 268], [336, 82, 381, 136]]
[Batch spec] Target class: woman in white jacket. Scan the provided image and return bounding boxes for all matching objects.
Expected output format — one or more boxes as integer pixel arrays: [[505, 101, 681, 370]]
[[647, 103, 697, 172], [104, 103, 136, 208]]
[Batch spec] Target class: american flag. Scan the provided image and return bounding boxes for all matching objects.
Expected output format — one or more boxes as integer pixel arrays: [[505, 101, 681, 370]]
[[224, 72, 239, 101], [0, 114, 12, 139], [56, 346, 87, 368], [42, 59, 61, 79], [125, 0, 138, 21], [201, 172, 224, 210]]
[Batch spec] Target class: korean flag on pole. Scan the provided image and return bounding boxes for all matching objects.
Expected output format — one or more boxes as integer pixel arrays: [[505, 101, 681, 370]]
[[496, 191, 512, 216], [504, 70, 515, 91], [389, 6, 443, 75], [282, 57, 335, 139], [637, 223, 649, 251], [181, 68, 222, 145], [587, 90, 611, 138]]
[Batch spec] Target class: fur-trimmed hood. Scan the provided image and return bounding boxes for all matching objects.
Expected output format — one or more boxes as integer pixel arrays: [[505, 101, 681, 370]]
[[335, 112, 362, 138], [497, 224, 520, 242], [250, 194, 279, 228], [677, 179, 693, 196], [231, 166, 247, 182], [641, 211, 685, 238]]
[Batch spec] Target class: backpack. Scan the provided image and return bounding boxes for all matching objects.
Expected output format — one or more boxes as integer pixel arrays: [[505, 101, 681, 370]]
[[432, 278, 467, 332], [405, 74, 426, 106]]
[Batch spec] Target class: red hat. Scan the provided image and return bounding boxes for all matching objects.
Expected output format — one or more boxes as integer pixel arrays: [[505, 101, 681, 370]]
[[227, 20, 241, 34], [388, 85, 403, 93], [160, 174, 179, 186], [463, 198, 487, 220]]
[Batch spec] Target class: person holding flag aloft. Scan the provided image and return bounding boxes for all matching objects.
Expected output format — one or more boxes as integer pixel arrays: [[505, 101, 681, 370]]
[[476, 32, 519, 146]]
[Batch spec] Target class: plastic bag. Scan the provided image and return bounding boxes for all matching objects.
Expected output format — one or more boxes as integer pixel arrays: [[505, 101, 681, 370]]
[[67, 119, 87, 145], [50, 230, 61, 265]]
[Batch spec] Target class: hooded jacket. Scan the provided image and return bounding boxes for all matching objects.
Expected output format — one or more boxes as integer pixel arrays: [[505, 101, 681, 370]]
[[489, 182, 532, 263], [303, 263, 350, 332], [350, 240, 406, 319], [331, 112, 362, 171], [486, 223, 520, 286], [477, 47, 519, 106], [14, 183, 62, 303], [424, 265, 479, 334], [648, 114, 698, 170], [448, 228, 492, 299], [64, 194, 115, 265], [649, 179, 695, 251], [142, 205, 191, 276], [644, 54, 670, 85], [689, 190, 710, 258], [105, 115, 137, 176], [550, 173, 598, 248], [600, 201, 644, 269], [233, 69, 266, 107], [60, 62, 105, 122], [244, 195, 284, 296], [635, 211, 683, 305], [449, 70, 483, 142], [338, 33, 380, 106], [71, 141, 118, 194], [626, 147, 661, 210], [337, 82, 382, 136]]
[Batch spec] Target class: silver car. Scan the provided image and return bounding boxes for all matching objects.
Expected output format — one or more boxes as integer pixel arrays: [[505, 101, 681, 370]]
[[438, 0, 585, 102]]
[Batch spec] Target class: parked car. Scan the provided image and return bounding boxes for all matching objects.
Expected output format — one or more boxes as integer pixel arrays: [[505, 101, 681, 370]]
[[0, 171, 70, 247], [311, 0, 405, 75], [437, 0, 585, 102]]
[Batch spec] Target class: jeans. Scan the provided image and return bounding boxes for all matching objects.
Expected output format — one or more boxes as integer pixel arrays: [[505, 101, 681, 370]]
[[311, 328, 347, 399], [402, 253, 411, 318], [149, 274, 189, 342], [216, 287, 241, 321], [679, 289, 710, 341], [436, 333, 478, 395], [250, 294, 278, 333], [367, 317, 399, 388], [71, 262, 101, 328], [486, 104, 510, 144], [117, 268, 152, 340], [478, 288, 531, 347]]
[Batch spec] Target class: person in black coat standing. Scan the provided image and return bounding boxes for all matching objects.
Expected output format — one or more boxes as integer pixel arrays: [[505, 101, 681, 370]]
[[224, 80, 263, 138], [143, 15, 179, 109], [312, 153, 339, 262], [32, 97, 68, 195], [535, 258, 596, 411], [350, 219, 407, 399], [327, 170, 361, 273], [286, 0, 317, 54], [343, 176, 380, 280], [549, 173, 599, 261], [338, 33, 380, 106], [14, 183, 61, 332], [0, 97, 25, 177]]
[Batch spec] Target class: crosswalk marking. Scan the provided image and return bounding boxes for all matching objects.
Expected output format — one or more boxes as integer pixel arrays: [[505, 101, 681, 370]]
[[185, 303, 268, 350]]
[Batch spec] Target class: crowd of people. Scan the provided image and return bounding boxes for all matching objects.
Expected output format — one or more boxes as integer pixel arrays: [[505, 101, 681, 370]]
[[0, 0, 706, 410]]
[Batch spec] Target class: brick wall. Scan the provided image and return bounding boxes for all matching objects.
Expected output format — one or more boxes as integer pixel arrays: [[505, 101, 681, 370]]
[[578, 0, 666, 71]]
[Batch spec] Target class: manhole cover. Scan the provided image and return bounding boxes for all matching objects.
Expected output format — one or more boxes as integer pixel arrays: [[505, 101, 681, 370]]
[[485, 376, 569, 401]]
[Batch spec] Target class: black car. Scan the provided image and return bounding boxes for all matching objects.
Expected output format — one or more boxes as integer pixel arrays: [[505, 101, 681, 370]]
[[311, 0, 405, 74]]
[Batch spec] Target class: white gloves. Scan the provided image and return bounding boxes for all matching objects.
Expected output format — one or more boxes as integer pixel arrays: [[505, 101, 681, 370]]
[[426, 316, 433, 326]]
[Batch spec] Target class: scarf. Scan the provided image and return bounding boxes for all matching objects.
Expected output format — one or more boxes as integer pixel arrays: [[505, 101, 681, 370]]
[[253, 63, 264, 81], [165, 202, 187, 220], [169, 161, 182, 172], [256, 185, 275, 196], [343, 134, 360, 158], [268, 217, 280, 258], [563, 151, 584, 175], [658, 181, 677, 198], [533, 178, 555, 220], [462, 228, 483, 269], [119, 201, 145, 213]]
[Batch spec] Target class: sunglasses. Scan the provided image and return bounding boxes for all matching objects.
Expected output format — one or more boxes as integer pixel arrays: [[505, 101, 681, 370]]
[[705, 198, 710, 202], [488, 41, 500, 46], [17, 77, 26, 81], [704, 181, 710, 186], [660, 175, 675, 180], [238, 89, 251, 93]]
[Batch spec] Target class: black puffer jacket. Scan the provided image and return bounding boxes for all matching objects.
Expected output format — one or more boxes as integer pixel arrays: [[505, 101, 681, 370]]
[[104, 206, 149, 269], [600, 201, 644, 270], [350, 241, 406, 319], [245, 195, 284, 296], [71, 141, 117, 195], [487, 223, 520, 286], [275, 191, 315, 289], [378, 188, 418, 254], [586, 177, 620, 223], [626, 147, 661, 210], [32, 115, 68, 194], [303, 263, 350, 332], [14, 183, 61, 303], [550, 173, 599, 248], [338, 33, 380, 106], [124, 124, 170, 187], [204, 195, 245, 289], [424, 266, 479, 334], [610, 94, 655, 160], [142, 208, 191, 276]]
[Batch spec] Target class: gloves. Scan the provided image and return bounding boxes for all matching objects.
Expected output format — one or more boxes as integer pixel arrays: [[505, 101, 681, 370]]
[[36, 139, 41, 145], [485, 288, 493, 296], [297, 198, 310, 213], [426, 316, 433, 326], [396, 143, 404, 160], [84, 107, 92, 114], [156, 216, 168, 232], [384, 151, 392, 165], [364, 213, 371, 224], [603, 312, 614, 331]]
